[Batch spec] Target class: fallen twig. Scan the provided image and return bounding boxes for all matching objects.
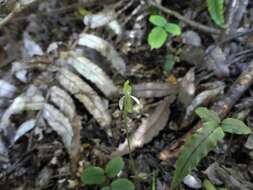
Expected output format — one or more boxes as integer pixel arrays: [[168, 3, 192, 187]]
[[160, 59, 253, 161], [146, 0, 221, 35], [0, 0, 38, 29]]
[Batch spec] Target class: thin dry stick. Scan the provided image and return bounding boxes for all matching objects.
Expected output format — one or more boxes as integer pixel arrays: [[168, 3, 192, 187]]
[[160, 59, 253, 161], [0, 0, 39, 29], [147, 0, 221, 35]]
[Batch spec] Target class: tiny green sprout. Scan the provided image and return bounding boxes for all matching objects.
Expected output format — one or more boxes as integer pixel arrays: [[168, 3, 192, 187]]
[[81, 156, 135, 190], [148, 15, 181, 49], [119, 80, 139, 175]]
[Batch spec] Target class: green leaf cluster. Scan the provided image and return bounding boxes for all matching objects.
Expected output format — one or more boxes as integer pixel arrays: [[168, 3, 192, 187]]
[[148, 15, 181, 49], [81, 156, 135, 190], [171, 107, 251, 189], [207, 0, 225, 27]]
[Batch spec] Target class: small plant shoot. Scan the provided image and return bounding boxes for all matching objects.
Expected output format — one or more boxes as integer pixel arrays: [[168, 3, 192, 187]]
[[171, 107, 251, 189], [81, 156, 135, 190], [148, 15, 181, 49]]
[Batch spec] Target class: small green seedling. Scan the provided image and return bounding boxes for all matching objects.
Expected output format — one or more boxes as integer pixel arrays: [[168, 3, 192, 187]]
[[171, 107, 251, 189], [81, 156, 135, 190], [148, 15, 181, 49]]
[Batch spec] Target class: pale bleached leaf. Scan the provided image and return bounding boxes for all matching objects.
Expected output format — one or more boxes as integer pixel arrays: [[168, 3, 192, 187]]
[[108, 20, 122, 36], [49, 86, 76, 121], [0, 80, 17, 98], [84, 11, 114, 28], [78, 33, 126, 76], [205, 46, 229, 77], [132, 82, 178, 98], [43, 103, 73, 147], [68, 55, 117, 97], [23, 32, 43, 57], [178, 69, 195, 107], [0, 86, 44, 131], [57, 68, 111, 127], [112, 96, 175, 156], [13, 119, 36, 144]]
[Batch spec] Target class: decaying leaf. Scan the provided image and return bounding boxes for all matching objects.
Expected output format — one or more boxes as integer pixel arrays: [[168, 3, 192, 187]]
[[78, 33, 126, 76], [205, 46, 229, 78], [57, 68, 111, 127], [0, 86, 44, 132], [43, 103, 73, 147], [13, 119, 36, 144], [49, 86, 76, 121], [178, 69, 195, 107], [181, 83, 225, 128], [112, 96, 175, 156], [83, 11, 114, 28], [132, 82, 178, 98], [68, 55, 118, 98], [23, 32, 43, 58], [0, 80, 17, 98]]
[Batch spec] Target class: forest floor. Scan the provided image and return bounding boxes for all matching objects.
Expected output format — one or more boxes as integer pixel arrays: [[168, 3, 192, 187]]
[[0, 0, 253, 189]]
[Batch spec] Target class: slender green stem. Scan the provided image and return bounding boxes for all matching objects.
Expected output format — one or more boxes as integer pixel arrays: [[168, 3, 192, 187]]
[[123, 109, 137, 176]]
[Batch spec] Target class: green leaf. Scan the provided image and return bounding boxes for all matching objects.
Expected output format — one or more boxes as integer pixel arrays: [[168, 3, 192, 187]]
[[123, 80, 133, 113], [164, 23, 181, 36], [203, 179, 217, 190], [195, 107, 220, 124], [111, 178, 135, 190], [163, 53, 176, 73], [221, 118, 251, 135], [171, 121, 225, 189], [207, 0, 225, 27], [105, 156, 125, 178], [101, 187, 111, 190], [148, 26, 168, 49], [81, 166, 105, 185], [149, 15, 167, 27]]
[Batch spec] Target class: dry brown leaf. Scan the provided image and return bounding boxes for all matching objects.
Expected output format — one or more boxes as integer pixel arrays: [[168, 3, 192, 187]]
[[111, 96, 175, 156], [132, 82, 178, 98], [68, 55, 117, 98], [67, 115, 81, 173], [57, 68, 111, 127]]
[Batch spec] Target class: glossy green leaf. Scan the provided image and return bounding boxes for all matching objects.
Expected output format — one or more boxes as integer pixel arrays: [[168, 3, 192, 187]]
[[81, 166, 105, 185], [195, 107, 220, 124], [149, 15, 167, 27], [164, 23, 181, 36], [207, 0, 225, 27], [148, 26, 168, 49], [105, 156, 125, 178], [171, 121, 225, 189], [163, 54, 176, 73], [111, 178, 135, 190], [101, 187, 111, 190], [221, 118, 251, 135]]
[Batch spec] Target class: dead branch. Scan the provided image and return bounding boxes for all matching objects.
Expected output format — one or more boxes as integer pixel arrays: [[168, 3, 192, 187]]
[[160, 59, 253, 161], [146, 0, 221, 35]]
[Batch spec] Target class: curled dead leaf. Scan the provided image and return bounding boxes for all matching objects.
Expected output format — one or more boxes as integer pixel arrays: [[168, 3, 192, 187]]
[[111, 96, 175, 156]]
